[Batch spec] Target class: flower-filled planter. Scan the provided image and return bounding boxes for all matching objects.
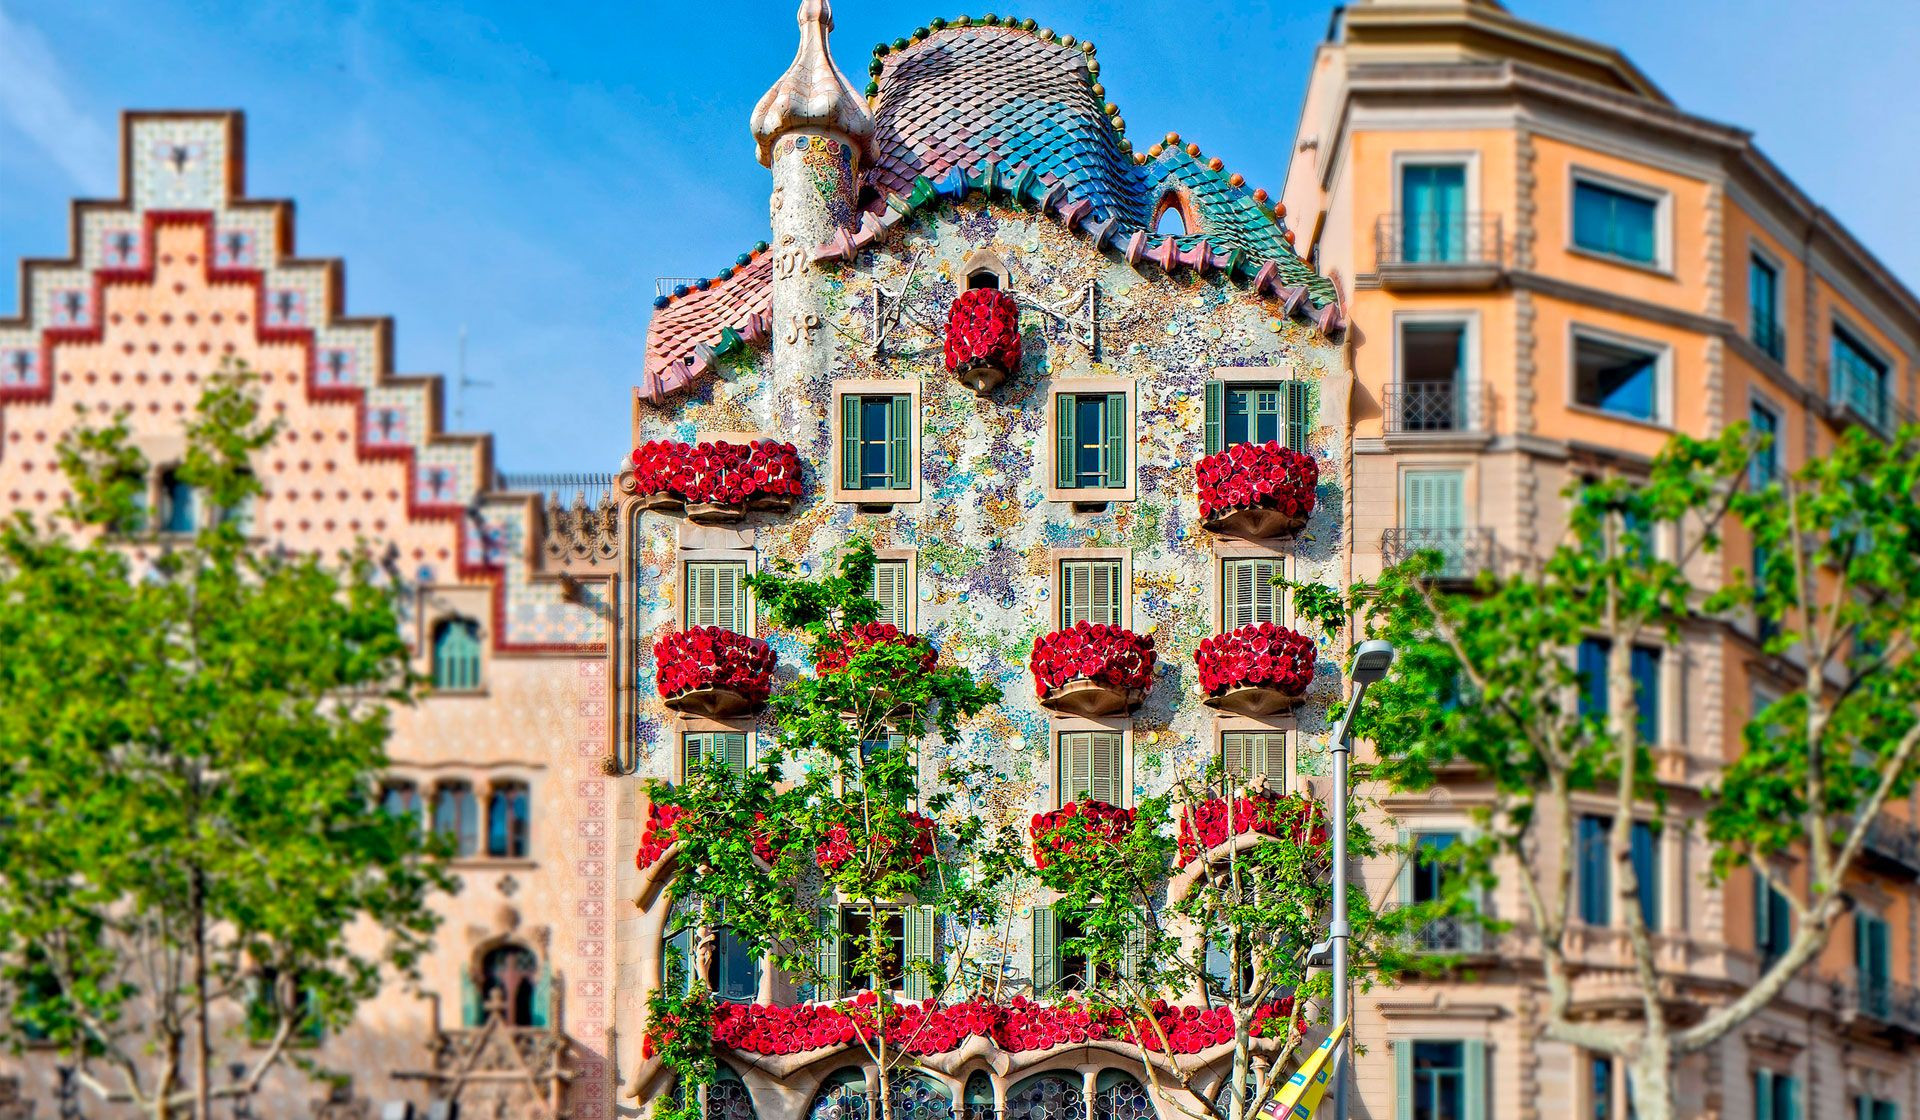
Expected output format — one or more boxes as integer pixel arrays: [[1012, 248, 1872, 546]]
[[943, 288, 1022, 394], [636, 802, 692, 871], [1029, 622, 1155, 717], [1196, 442, 1318, 540], [816, 810, 937, 875], [1029, 799, 1136, 870], [627, 438, 805, 523], [1177, 791, 1327, 868], [813, 622, 937, 676], [1195, 623, 1316, 716], [654, 626, 776, 718]]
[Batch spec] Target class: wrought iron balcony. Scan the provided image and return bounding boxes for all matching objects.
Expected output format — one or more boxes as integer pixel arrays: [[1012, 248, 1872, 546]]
[[1381, 527, 1496, 583], [1832, 973, 1920, 1039], [1861, 812, 1920, 876], [1829, 354, 1901, 435], [1412, 914, 1487, 955], [497, 471, 617, 507], [1374, 213, 1505, 286], [1383, 381, 1491, 436], [1749, 318, 1786, 363]]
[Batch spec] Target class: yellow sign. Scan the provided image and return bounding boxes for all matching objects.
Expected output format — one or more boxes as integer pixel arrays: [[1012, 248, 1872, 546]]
[[1260, 1018, 1349, 1120]]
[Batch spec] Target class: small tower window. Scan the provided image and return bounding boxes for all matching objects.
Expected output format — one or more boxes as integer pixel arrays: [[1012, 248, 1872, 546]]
[[1152, 191, 1190, 237], [966, 270, 999, 290], [432, 618, 483, 690], [960, 248, 1010, 291]]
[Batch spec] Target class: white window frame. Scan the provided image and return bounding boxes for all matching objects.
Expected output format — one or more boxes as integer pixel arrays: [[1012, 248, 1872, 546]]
[[870, 548, 918, 632], [678, 549, 757, 637], [1052, 719, 1133, 809], [1567, 166, 1674, 274], [1389, 151, 1482, 220], [1048, 548, 1133, 630], [1568, 324, 1674, 429]]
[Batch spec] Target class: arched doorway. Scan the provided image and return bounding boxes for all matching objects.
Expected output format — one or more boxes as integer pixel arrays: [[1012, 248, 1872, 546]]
[[479, 943, 540, 1027]]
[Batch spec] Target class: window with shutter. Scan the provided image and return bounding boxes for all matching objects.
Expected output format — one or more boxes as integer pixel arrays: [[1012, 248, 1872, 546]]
[[1221, 557, 1284, 631], [1285, 380, 1312, 451], [1404, 1040, 1470, 1120], [1403, 470, 1465, 531], [1056, 392, 1127, 490], [684, 561, 749, 633], [841, 394, 914, 492], [870, 559, 911, 630], [1057, 731, 1125, 806], [684, 732, 749, 778], [813, 908, 841, 1001], [1031, 906, 1058, 993], [904, 905, 936, 1000], [432, 619, 483, 690], [1220, 731, 1286, 788], [1059, 560, 1123, 627]]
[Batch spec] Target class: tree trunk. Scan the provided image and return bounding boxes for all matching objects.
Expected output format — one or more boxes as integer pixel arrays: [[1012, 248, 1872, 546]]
[[1626, 1038, 1675, 1120], [193, 866, 212, 1120]]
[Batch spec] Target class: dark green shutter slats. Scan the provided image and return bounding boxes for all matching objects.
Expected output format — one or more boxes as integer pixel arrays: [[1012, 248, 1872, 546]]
[[841, 394, 861, 490], [1462, 1039, 1487, 1120], [815, 908, 841, 1001], [1204, 380, 1223, 455], [1057, 393, 1076, 489], [1031, 906, 1058, 993], [889, 394, 912, 490], [1285, 380, 1312, 451], [1103, 392, 1126, 488], [905, 905, 936, 1000]]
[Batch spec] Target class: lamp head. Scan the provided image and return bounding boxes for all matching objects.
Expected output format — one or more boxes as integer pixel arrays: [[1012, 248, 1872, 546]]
[[1349, 639, 1396, 684]]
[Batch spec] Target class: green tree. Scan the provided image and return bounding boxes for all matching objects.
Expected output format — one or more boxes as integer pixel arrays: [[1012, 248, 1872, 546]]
[[641, 539, 1015, 1120], [1354, 423, 1920, 1120], [0, 375, 453, 1120]]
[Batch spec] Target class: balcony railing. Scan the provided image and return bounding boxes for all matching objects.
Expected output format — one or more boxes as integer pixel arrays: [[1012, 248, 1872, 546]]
[[1381, 527, 1496, 583], [496, 471, 617, 507], [1830, 354, 1896, 434], [1383, 381, 1491, 435], [1375, 212, 1505, 271], [1832, 973, 1920, 1038], [1862, 812, 1920, 876], [1749, 317, 1786, 362], [1413, 914, 1486, 955]]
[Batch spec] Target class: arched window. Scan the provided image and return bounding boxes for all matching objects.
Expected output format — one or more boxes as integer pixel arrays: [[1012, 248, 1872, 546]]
[[664, 896, 761, 1003], [966, 270, 1000, 290], [1152, 192, 1190, 238], [381, 780, 422, 822], [432, 781, 479, 857], [710, 1066, 758, 1120], [888, 1073, 953, 1120], [480, 943, 542, 1027], [432, 618, 483, 690], [487, 781, 530, 858], [809, 1068, 869, 1120], [962, 1073, 995, 1120], [961, 249, 1010, 292], [160, 468, 197, 534], [1092, 1071, 1152, 1120], [1006, 1075, 1082, 1120]]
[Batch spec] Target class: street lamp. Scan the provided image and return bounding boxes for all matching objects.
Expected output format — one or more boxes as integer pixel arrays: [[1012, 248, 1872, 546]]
[[1329, 639, 1394, 1120]]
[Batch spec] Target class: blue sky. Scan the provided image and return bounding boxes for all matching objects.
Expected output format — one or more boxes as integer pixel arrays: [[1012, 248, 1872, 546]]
[[2, 0, 1916, 473]]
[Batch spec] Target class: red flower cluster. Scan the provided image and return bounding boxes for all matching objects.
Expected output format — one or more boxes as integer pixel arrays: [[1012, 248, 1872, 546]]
[[813, 622, 937, 675], [1028, 623, 1156, 699], [1029, 799, 1137, 870], [1194, 623, 1316, 697], [629, 438, 805, 507], [654, 627, 776, 703], [706, 994, 1296, 1057], [635, 802, 691, 870], [1176, 791, 1328, 867], [815, 811, 938, 874], [1197, 442, 1318, 521], [943, 288, 1022, 378]]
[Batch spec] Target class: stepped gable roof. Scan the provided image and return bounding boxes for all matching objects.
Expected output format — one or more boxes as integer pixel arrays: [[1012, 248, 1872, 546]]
[[642, 14, 1340, 408]]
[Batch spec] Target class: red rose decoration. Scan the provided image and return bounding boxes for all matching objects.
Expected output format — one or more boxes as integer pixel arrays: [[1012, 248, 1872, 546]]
[[1194, 623, 1316, 698], [814, 622, 938, 675], [1177, 790, 1328, 867], [1028, 622, 1156, 699], [943, 288, 1022, 381], [1029, 799, 1136, 870], [815, 810, 938, 875], [654, 626, 776, 703], [1196, 442, 1317, 523], [635, 802, 692, 870], [628, 438, 805, 508]]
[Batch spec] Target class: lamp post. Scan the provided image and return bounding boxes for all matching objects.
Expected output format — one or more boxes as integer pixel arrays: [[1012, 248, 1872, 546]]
[[1329, 638, 1395, 1120]]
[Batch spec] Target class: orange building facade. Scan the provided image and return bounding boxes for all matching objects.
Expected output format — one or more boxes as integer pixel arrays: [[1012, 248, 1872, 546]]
[[1283, 1, 1919, 1117]]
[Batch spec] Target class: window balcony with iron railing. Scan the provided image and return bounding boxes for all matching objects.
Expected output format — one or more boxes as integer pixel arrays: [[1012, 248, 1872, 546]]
[[1383, 381, 1492, 438], [1832, 972, 1920, 1039], [1373, 212, 1505, 288], [1749, 317, 1786, 363], [1828, 353, 1902, 436], [1412, 913, 1487, 956], [1380, 527, 1496, 583], [1861, 812, 1920, 876]]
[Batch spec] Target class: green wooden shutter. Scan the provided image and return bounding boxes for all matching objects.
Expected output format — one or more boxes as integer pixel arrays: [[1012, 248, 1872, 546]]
[[873, 561, 908, 630], [1783, 1075, 1802, 1120], [1461, 828, 1487, 954], [1057, 394, 1077, 489], [1060, 562, 1090, 627], [1059, 733, 1090, 803], [905, 905, 936, 1000], [1103, 392, 1127, 488], [1205, 380, 1224, 455], [1395, 1042, 1414, 1120], [842, 394, 862, 490], [815, 907, 842, 1001], [723, 732, 749, 774], [1259, 732, 1286, 784], [1121, 924, 1148, 980], [1462, 1039, 1487, 1120], [1396, 827, 1415, 909], [686, 564, 716, 629], [1226, 559, 1253, 630], [531, 965, 552, 1028], [1031, 907, 1058, 993], [889, 394, 912, 490], [1285, 381, 1312, 451], [1756, 1071, 1775, 1120], [714, 562, 745, 634], [1089, 733, 1123, 806], [1089, 560, 1120, 625], [1755, 869, 1772, 955], [684, 732, 707, 775], [1221, 733, 1249, 786]]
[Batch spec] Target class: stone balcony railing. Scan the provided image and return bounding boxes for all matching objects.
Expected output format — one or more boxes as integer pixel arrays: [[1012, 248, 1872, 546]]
[[1831, 973, 1920, 1040], [1380, 526, 1496, 584]]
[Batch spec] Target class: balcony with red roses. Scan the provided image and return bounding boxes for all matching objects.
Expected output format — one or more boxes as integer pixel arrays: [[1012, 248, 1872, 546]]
[[627, 438, 806, 524], [1196, 442, 1318, 540], [1029, 799, 1137, 871], [1195, 623, 1316, 717], [1175, 790, 1328, 869], [654, 626, 777, 719], [813, 622, 938, 676], [1029, 622, 1156, 717], [815, 811, 938, 876], [944, 288, 1022, 395]]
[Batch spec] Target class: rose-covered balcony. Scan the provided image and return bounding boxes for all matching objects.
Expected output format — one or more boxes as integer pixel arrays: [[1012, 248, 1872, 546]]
[[1028, 623, 1155, 717], [944, 288, 1022, 395], [654, 626, 776, 718], [626, 438, 805, 524], [1029, 800, 1136, 870], [1175, 790, 1328, 870], [1195, 623, 1316, 716], [1196, 442, 1317, 540]]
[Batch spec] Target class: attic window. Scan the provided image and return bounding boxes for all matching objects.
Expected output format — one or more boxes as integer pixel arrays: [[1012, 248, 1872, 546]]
[[1152, 192, 1191, 237], [967, 271, 1000, 291], [960, 248, 1010, 292]]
